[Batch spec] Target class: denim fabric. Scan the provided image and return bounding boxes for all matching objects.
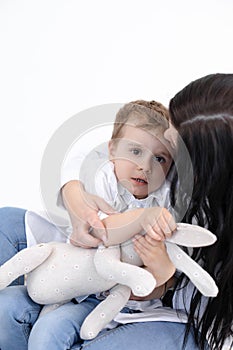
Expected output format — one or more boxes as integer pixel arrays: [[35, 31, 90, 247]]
[[75, 322, 206, 350], [0, 285, 208, 350], [0, 207, 27, 285], [0, 286, 42, 350], [0, 286, 100, 350]]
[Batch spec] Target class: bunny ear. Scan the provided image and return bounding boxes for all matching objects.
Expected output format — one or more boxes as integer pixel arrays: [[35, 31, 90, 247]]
[[166, 242, 218, 297], [166, 223, 217, 247]]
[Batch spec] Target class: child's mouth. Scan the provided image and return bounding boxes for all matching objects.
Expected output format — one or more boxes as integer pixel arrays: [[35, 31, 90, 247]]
[[131, 177, 148, 184]]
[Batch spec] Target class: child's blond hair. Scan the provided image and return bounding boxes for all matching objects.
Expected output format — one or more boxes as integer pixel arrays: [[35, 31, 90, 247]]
[[111, 100, 169, 140]]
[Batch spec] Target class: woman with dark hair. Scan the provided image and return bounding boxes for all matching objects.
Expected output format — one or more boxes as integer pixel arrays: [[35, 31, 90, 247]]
[[163, 73, 233, 349], [0, 73, 233, 349], [169, 115, 233, 349]]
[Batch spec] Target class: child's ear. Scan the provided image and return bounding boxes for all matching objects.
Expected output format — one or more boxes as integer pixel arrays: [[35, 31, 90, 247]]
[[108, 140, 116, 160]]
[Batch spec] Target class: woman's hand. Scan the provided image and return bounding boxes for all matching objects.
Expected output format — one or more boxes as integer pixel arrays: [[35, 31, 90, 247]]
[[133, 234, 176, 286], [62, 180, 116, 248]]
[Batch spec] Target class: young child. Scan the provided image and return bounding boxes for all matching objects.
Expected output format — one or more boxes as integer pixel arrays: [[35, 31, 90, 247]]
[[61, 100, 176, 292]]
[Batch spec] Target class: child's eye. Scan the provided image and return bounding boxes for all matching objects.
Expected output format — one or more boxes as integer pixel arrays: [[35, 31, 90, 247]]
[[130, 148, 142, 156], [154, 156, 166, 163]]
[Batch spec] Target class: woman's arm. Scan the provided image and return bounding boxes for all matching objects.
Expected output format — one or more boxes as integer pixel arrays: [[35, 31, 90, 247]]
[[62, 180, 116, 248]]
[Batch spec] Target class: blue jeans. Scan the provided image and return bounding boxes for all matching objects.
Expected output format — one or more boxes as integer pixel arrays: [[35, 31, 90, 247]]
[[0, 287, 203, 350], [0, 207, 27, 285], [0, 286, 100, 350]]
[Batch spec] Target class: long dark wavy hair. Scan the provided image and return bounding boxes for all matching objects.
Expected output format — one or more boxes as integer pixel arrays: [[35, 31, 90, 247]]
[[169, 73, 233, 350], [169, 73, 233, 129]]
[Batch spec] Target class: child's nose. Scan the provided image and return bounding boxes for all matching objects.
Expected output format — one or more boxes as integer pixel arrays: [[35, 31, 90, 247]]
[[137, 158, 151, 173]]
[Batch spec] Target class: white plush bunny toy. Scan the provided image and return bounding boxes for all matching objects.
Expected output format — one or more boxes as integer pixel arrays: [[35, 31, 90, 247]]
[[0, 222, 218, 340]]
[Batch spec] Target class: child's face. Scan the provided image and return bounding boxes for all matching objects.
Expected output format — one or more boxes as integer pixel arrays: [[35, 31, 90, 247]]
[[109, 125, 173, 199]]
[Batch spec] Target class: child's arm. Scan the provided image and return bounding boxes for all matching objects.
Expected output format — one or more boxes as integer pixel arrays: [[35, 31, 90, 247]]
[[93, 207, 177, 247]]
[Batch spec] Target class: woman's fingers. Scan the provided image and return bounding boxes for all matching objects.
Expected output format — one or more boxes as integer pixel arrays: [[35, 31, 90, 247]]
[[70, 222, 102, 248]]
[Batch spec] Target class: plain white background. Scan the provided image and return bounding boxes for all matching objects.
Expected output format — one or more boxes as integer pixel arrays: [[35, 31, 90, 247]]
[[0, 0, 232, 210]]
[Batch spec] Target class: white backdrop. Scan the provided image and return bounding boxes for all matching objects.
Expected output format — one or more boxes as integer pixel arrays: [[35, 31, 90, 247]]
[[0, 0, 232, 210]]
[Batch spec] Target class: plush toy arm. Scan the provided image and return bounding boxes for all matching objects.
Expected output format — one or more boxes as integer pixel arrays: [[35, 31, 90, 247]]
[[165, 242, 218, 297], [0, 244, 53, 289], [94, 245, 156, 297], [80, 284, 131, 340]]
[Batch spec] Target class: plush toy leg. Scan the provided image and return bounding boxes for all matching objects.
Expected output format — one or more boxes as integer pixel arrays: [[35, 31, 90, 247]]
[[166, 242, 218, 297], [80, 284, 131, 340], [39, 301, 70, 317], [0, 243, 53, 289], [94, 246, 156, 297]]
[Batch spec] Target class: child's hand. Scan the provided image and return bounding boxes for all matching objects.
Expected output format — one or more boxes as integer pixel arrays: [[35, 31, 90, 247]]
[[133, 234, 175, 286], [141, 207, 176, 241]]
